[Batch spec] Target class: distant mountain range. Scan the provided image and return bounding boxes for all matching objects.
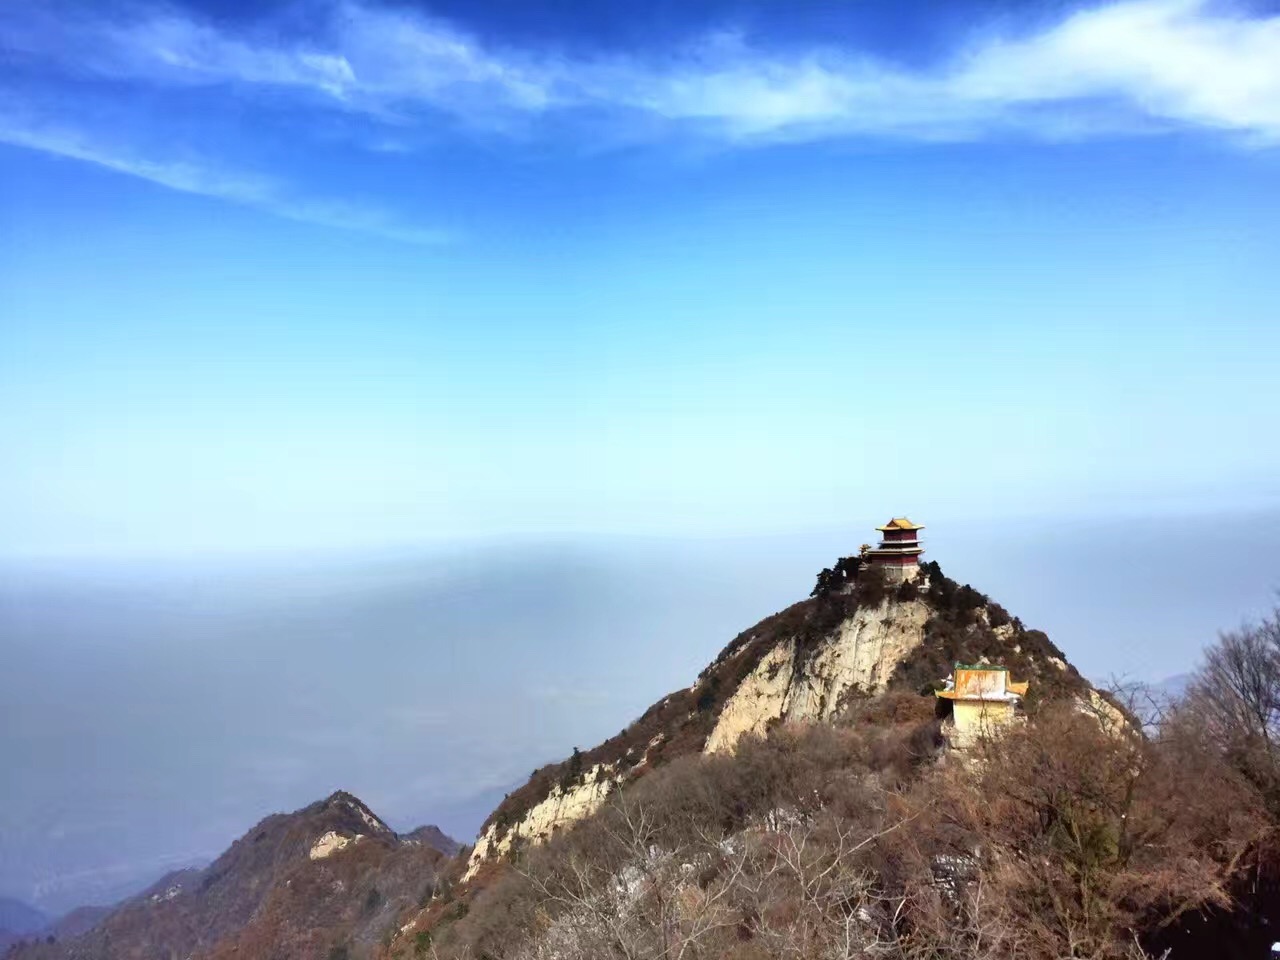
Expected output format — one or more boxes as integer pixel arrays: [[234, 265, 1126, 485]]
[[0, 897, 122, 955], [4, 792, 455, 959], [0, 899, 48, 954]]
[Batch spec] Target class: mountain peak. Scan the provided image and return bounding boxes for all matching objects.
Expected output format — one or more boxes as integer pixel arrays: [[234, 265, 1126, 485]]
[[319, 790, 394, 836], [7, 791, 447, 960], [463, 549, 1106, 877], [402, 825, 464, 857]]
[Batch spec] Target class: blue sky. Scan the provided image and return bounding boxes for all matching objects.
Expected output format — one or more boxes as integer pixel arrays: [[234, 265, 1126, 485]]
[[2, 0, 1279, 556]]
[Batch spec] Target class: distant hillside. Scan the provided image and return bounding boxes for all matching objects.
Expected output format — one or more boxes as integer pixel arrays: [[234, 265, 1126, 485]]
[[0, 900, 47, 954], [0, 900, 115, 955], [40, 907, 111, 943], [5, 793, 454, 960], [403, 825, 463, 858], [0, 901, 46, 937]]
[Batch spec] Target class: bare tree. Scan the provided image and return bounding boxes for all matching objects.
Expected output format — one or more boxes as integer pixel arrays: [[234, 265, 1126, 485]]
[[514, 791, 749, 960], [1186, 605, 1280, 805]]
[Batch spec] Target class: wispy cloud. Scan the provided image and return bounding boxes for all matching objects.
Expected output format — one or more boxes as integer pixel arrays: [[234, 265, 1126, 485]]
[[7, 0, 1278, 144], [2, 0, 1277, 235], [0, 119, 450, 244]]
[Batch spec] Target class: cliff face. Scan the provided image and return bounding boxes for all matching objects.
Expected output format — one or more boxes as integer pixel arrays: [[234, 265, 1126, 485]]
[[465, 559, 1095, 879], [704, 597, 932, 753], [468, 762, 618, 868], [466, 599, 931, 877]]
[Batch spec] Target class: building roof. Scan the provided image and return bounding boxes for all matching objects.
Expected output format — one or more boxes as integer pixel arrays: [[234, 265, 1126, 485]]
[[875, 517, 924, 531], [935, 666, 1029, 703], [936, 689, 1022, 702]]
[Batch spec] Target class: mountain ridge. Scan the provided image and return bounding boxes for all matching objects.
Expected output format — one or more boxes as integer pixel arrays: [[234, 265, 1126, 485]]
[[5, 792, 455, 960], [0, 900, 48, 955], [458, 556, 1114, 884]]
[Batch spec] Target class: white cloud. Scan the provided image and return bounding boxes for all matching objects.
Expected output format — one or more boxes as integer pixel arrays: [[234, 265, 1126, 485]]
[[110, 13, 359, 96], [1, 0, 1276, 234], [10, 0, 1276, 144], [0, 120, 450, 243], [949, 0, 1280, 139], [0, 121, 278, 199], [596, 0, 1280, 142]]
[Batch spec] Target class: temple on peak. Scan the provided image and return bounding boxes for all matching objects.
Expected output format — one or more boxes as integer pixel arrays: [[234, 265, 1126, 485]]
[[861, 516, 925, 583]]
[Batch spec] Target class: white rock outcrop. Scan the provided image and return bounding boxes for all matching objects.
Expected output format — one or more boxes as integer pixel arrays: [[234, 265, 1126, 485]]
[[343, 797, 392, 835], [309, 831, 361, 860], [464, 596, 935, 878], [464, 763, 617, 880], [704, 598, 931, 754], [1082, 688, 1131, 735]]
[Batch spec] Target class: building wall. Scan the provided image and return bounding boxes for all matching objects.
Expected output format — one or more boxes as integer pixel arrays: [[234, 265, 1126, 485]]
[[872, 554, 918, 565], [950, 699, 1017, 747], [880, 560, 921, 584]]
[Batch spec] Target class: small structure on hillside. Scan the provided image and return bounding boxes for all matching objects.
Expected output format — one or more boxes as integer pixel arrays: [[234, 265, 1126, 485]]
[[864, 517, 925, 583], [936, 664, 1028, 746]]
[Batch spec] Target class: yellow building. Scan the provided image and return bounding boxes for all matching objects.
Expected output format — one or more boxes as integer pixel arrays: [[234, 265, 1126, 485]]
[[936, 664, 1028, 746]]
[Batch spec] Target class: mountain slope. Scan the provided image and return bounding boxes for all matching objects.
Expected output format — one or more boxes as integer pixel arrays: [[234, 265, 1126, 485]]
[[0, 900, 48, 954], [381, 560, 1187, 960], [40, 908, 111, 943], [403, 825, 463, 858], [463, 557, 1109, 877], [0, 901, 46, 937], [6, 792, 452, 960]]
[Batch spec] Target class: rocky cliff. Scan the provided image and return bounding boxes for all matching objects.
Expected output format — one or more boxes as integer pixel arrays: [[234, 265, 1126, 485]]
[[704, 595, 933, 752], [465, 557, 1098, 879]]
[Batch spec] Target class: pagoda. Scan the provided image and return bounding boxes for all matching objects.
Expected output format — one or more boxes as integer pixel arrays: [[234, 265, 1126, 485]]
[[864, 517, 925, 583]]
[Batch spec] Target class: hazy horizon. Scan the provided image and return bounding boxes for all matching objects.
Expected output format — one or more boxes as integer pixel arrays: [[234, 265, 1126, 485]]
[[4, 508, 1278, 914]]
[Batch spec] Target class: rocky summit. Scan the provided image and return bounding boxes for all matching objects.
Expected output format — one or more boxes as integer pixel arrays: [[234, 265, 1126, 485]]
[[459, 555, 1116, 880]]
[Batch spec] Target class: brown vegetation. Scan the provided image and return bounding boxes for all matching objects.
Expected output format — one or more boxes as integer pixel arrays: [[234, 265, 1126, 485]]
[[483, 557, 900, 840], [483, 558, 1024, 846], [392, 609, 1280, 960], [889, 561, 1088, 704]]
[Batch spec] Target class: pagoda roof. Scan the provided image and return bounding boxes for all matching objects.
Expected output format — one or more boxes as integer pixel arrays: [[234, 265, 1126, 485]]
[[876, 517, 924, 531]]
